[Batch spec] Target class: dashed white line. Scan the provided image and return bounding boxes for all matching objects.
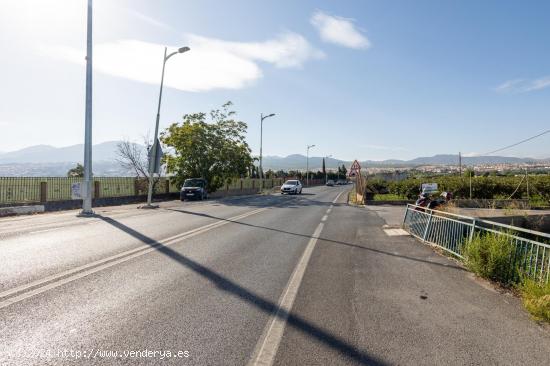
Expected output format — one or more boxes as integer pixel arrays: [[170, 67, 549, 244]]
[[248, 222, 325, 366]]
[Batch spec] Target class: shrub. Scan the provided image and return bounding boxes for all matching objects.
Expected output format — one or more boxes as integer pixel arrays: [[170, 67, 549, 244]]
[[463, 232, 518, 285], [520, 279, 550, 323]]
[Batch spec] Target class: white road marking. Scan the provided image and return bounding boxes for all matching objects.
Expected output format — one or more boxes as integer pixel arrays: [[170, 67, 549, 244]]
[[384, 228, 410, 236], [248, 222, 325, 366], [321, 215, 328, 222], [0, 207, 267, 309], [332, 191, 344, 204]]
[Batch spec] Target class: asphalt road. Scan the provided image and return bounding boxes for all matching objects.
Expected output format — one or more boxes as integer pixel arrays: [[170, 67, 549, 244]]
[[0, 186, 549, 365]]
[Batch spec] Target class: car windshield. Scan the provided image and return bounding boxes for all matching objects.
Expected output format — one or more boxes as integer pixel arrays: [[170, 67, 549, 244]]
[[184, 179, 204, 187], [284, 180, 297, 186]]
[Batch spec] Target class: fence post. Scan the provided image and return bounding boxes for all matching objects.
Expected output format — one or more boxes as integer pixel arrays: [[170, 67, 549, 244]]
[[422, 210, 433, 242], [94, 181, 100, 199], [134, 179, 140, 196], [469, 219, 477, 242], [240, 179, 243, 191], [40, 182, 47, 203], [165, 179, 170, 194], [402, 205, 409, 228]]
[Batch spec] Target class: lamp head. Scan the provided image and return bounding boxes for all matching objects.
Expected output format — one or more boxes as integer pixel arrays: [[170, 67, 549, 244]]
[[178, 46, 190, 53]]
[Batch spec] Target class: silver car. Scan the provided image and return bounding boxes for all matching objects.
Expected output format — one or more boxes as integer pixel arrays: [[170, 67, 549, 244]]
[[280, 180, 303, 195]]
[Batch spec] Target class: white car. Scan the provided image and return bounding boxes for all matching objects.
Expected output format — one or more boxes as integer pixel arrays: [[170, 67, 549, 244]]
[[280, 180, 303, 195]]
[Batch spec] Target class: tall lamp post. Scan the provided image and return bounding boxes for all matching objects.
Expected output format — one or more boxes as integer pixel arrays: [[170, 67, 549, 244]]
[[324, 155, 332, 184], [81, 0, 93, 215], [259, 113, 275, 191], [306, 144, 315, 187], [145, 45, 190, 208]]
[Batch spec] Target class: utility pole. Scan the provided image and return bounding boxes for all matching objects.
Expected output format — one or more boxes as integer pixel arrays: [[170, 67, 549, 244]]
[[459, 152, 462, 176], [469, 166, 473, 200], [259, 113, 275, 192], [81, 0, 93, 215], [526, 167, 529, 202]]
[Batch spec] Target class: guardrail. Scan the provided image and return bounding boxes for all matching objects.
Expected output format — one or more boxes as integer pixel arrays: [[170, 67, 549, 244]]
[[402, 204, 550, 284]]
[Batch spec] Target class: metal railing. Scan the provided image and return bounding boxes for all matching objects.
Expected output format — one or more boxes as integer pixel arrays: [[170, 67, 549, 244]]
[[403, 204, 550, 284]]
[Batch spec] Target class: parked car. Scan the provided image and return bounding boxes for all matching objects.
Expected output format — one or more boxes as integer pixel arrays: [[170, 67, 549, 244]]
[[326, 180, 335, 186], [280, 180, 303, 195], [180, 178, 208, 201]]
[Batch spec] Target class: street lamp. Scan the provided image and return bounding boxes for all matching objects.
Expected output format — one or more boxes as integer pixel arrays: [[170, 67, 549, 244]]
[[306, 144, 315, 187], [145, 45, 190, 208], [81, 0, 94, 215], [259, 113, 275, 191], [324, 155, 332, 184]]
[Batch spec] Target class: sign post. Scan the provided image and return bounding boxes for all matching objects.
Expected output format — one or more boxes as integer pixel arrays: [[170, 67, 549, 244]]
[[348, 160, 363, 203]]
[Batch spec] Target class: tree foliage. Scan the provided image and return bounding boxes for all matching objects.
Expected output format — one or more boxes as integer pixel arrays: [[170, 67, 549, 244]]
[[67, 163, 84, 177], [160, 102, 253, 192]]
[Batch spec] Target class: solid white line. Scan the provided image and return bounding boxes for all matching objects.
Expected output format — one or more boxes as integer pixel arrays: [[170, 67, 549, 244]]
[[248, 222, 325, 366], [0, 208, 267, 309], [333, 191, 344, 204]]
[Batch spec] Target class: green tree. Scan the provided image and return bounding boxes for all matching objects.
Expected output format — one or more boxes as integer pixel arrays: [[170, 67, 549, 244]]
[[160, 102, 253, 193], [67, 163, 84, 177]]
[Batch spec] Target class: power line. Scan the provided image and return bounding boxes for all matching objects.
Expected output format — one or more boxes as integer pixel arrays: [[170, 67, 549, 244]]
[[480, 129, 550, 156]]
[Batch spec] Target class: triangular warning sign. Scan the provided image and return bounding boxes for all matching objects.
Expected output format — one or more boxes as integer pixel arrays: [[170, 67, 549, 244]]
[[350, 160, 361, 171]]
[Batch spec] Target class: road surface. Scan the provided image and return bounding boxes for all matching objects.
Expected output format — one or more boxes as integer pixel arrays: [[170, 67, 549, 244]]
[[0, 186, 549, 365]]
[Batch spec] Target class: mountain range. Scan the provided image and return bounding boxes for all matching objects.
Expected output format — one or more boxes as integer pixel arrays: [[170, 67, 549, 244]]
[[0, 141, 548, 176]]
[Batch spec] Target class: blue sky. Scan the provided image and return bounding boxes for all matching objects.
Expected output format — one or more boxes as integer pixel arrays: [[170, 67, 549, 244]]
[[0, 0, 549, 160]]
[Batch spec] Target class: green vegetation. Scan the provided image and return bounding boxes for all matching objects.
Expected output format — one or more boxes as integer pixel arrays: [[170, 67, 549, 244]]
[[463, 232, 518, 285], [365, 175, 550, 207], [459, 231, 549, 322], [348, 186, 357, 205], [372, 193, 406, 201], [67, 163, 84, 177], [520, 279, 550, 322], [161, 102, 254, 193]]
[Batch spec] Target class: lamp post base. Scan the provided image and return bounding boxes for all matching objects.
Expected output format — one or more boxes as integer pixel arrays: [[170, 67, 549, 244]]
[[139, 204, 159, 209], [77, 209, 95, 217]]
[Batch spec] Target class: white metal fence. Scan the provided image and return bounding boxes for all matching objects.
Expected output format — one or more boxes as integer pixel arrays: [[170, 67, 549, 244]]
[[403, 204, 550, 284]]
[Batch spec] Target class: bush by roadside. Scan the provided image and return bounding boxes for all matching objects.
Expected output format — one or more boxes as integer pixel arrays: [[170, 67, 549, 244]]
[[463, 232, 519, 285], [520, 279, 550, 323], [461, 231, 549, 322]]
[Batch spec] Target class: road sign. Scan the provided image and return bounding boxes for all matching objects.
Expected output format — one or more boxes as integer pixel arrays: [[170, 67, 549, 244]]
[[148, 139, 163, 174], [348, 160, 361, 177], [421, 183, 438, 193]]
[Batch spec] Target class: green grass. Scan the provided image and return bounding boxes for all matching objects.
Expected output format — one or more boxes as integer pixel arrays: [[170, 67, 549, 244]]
[[372, 193, 407, 201], [519, 279, 550, 323], [463, 232, 518, 285], [348, 187, 358, 205]]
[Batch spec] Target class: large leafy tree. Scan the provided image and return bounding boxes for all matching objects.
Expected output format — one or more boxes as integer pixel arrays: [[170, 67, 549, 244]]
[[160, 102, 253, 192]]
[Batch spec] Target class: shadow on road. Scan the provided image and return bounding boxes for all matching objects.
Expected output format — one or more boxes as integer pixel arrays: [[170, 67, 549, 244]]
[[97, 214, 388, 366], [165, 208, 465, 272]]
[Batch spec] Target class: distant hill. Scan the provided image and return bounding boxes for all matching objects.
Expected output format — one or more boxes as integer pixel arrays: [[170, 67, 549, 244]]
[[0, 142, 547, 176], [0, 141, 122, 163]]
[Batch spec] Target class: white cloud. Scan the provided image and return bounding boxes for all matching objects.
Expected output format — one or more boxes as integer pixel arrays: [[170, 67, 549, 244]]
[[39, 32, 324, 92], [495, 76, 550, 94], [310, 10, 370, 49], [126, 8, 173, 31]]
